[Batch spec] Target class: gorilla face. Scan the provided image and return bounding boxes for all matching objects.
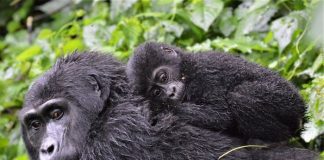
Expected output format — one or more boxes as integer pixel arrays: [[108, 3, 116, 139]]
[[19, 53, 124, 160], [127, 42, 185, 105], [19, 98, 82, 160], [146, 65, 185, 104]]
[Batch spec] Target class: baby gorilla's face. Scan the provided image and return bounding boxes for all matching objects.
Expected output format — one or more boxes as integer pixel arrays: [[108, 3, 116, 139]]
[[146, 65, 185, 104]]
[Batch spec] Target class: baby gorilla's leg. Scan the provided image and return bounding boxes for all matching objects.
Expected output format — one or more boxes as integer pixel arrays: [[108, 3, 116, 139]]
[[227, 81, 300, 141]]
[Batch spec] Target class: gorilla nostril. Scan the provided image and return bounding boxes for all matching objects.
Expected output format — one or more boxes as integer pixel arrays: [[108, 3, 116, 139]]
[[41, 143, 55, 155], [172, 86, 176, 92], [169, 93, 175, 97], [47, 145, 55, 154]]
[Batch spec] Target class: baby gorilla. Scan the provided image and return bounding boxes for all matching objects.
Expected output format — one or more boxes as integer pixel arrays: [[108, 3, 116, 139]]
[[127, 42, 306, 142]]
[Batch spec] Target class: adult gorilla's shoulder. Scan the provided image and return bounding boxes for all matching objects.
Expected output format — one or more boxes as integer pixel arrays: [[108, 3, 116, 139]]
[[19, 52, 318, 160]]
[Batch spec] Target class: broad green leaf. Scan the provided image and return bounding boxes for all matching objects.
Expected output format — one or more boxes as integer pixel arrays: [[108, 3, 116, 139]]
[[144, 24, 163, 41], [187, 39, 212, 51], [271, 16, 298, 53], [0, 137, 9, 148], [218, 7, 237, 36], [109, 18, 143, 49], [62, 39, 84, 54], [7, 21, 20, 33], [17, 45, 42, 61], [83, 24, 114, 49], [151, 0, 183, 13], [175, 9, 204, 40], [270, 11, 306, 53], [161, 21, 184, 37], [235, 5, 277, 37], [234, 0, 253, 20], [37, 0, 72, 14], [234, 0, 270, 20], [186, 0, 224, 32], [311, 52, 324, 74], [110, 0, 138, 19], [211, 37, 273, 53], [37, 29, 54, 39], [248, 0, 270, 12]]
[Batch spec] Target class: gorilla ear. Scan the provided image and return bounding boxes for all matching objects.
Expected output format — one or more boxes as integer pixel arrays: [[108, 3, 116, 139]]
[[161, 47, 178, 57], [88, 74, 102, 95], [88, 74, 110, 101]]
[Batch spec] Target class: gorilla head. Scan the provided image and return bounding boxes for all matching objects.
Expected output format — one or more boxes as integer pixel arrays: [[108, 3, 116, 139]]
[[127, 43, 186, 106], [19, 52, 127, 160]]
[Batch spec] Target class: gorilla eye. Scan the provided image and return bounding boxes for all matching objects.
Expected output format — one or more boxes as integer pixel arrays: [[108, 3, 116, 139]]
[[30, 120, 42, 130], [50, 109, 64, 120], [159, 73, 168, 83], [152, 88, 162, 97]]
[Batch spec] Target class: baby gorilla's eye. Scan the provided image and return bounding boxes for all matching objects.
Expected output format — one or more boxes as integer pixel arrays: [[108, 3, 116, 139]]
[[30, 120, 42, 130], [50, 109, 64, 120], [152, 88, 162, 97], [159, 73, 168, 83]]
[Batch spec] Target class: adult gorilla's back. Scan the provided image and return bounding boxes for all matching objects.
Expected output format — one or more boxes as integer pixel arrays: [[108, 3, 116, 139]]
[[19, 52, 317, 160]]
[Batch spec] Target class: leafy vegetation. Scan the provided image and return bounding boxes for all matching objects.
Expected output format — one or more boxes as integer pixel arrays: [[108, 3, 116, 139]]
[[0, 0, 323, 159]]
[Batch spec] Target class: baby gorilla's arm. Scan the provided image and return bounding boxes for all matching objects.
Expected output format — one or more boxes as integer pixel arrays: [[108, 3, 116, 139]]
[[173, 103, 233, 131]]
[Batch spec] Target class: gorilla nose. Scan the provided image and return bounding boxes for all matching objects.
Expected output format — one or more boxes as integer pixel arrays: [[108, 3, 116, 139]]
[[40, 138, 58, 159], [168, 86, 177, 98], [41, 144, 55, 154]]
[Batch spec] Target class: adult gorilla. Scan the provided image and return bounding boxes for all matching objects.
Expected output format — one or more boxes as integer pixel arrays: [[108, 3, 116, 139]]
[[19, 52, 318, 160]]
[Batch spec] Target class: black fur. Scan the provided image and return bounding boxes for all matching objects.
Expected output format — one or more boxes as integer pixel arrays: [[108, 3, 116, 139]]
[[127, 42, 306, 142], [20, 52, 318, 160]]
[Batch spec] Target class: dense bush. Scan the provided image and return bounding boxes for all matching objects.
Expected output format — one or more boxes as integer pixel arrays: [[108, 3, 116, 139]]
[[0, 0, 323, 159]]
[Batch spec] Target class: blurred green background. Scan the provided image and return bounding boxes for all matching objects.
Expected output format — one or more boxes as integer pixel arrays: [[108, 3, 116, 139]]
[[0, 0, 323, 159]]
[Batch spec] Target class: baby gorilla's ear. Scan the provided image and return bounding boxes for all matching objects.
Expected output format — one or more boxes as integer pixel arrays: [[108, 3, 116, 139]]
[[161, 46, 178, 57]]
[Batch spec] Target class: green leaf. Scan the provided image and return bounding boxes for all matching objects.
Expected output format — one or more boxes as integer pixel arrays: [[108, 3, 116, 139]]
[[211, 37, 273, 53], [62, 39, 84, 54], [186, 0, 224, 32], [7, 21, 21, 33], [151, 0, 182, 13], [311, 52, 324, 74], [14, 154, 29, 160], [235, 5, 277, 37], [175, 9, 204, 40], [110, 0, 138, 19], [17, 45, 42, 61], [270, 12, 302, 53], [161, 21, 184, 37], [83, 24, 114, 49], [38, 0, 72, 14], [248, 0, 270, 12], [0, 137, 9, 148], [218, 7, 237, 36], [271, 18, 297, 53], [109, 18, 143, 50], [38, 29, 54, 39]]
